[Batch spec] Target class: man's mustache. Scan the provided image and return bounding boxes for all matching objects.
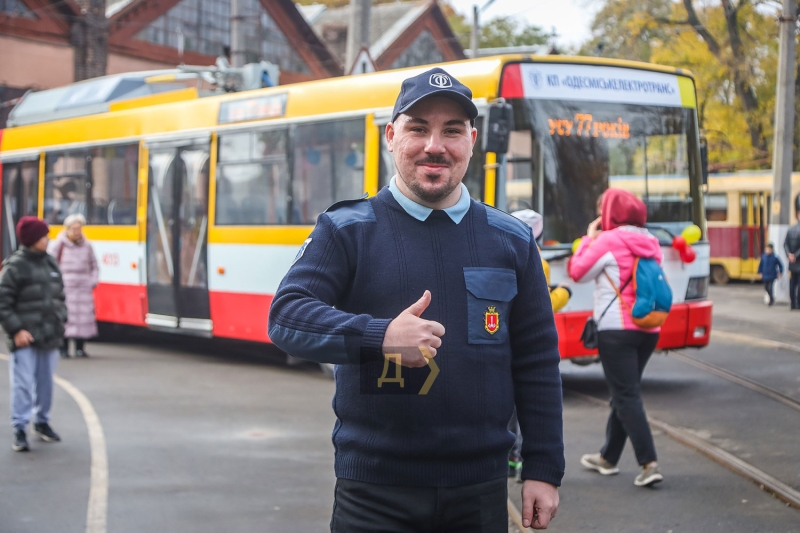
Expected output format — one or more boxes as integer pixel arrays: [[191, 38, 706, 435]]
[[415, 156, 452, 167]]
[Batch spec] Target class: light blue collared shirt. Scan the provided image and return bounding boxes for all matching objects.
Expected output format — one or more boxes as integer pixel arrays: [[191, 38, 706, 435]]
[[388, 176, 471, 224]]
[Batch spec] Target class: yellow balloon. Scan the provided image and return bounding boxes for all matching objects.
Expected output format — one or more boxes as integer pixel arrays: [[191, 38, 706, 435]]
[[681, 224, 702, 245], [572, 238, 582, 254]]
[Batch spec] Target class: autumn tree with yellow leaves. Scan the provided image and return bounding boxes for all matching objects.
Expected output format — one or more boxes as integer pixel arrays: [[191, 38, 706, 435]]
[[582, 0, 793, 171]]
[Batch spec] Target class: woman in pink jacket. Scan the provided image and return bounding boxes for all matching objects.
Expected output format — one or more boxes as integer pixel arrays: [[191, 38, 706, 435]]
[[568, 188, 664, 487], [49, 214, 99, 358]]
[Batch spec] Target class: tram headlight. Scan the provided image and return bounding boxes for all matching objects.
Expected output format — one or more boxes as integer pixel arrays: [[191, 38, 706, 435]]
[[685, 276, 709, 300]]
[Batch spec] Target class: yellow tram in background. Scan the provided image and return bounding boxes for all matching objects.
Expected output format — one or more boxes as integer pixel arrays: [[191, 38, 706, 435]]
[[0, 54, 713, 356], [705, 172, 800, 284]]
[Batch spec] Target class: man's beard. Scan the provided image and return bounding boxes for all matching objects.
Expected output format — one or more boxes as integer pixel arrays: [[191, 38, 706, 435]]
[[406, 156, 459, 204]]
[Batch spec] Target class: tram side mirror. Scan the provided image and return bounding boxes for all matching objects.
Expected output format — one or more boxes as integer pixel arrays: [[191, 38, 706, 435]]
[[700, 142, 709, 185], [484, 102, 513, 154]]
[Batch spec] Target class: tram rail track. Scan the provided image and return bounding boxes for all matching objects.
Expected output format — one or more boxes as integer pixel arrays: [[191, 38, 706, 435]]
[[669, 350, 800, 414]]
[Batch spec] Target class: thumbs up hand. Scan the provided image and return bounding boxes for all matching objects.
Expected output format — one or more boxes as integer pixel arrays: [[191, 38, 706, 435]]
[[382, 290, 445, 368]]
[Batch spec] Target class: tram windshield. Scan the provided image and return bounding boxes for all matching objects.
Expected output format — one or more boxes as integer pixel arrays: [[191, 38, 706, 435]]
[[504, 99, 700, 246]]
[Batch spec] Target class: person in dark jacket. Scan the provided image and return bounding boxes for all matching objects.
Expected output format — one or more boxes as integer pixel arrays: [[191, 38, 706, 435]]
[[757, 244, 783, 306], [785, 210, 800, 310], [0, 217, 67, 452]]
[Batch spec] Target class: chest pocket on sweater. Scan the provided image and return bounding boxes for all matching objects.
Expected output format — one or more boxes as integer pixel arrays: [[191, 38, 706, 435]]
[[464, 267, 518, 344]]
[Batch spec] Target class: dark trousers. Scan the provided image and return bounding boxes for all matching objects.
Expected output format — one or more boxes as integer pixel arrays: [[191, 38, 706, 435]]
[[61, 338, 85, 354], [764, 279, 776, 304], [330, 477, 508, 533], [597, 330, 659, 466], [790, 272, 800, 309]]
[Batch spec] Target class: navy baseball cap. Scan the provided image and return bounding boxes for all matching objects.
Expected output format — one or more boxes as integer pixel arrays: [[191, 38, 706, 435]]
[[391, 67, 479, 125]]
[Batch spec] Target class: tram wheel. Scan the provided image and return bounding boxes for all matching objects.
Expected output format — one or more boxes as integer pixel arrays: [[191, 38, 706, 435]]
[[711, 265, 730, 285]]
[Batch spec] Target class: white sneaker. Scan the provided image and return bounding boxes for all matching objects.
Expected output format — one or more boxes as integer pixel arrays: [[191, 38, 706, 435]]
[[580, 453, 620, 475], [634, 463, 664, 486]]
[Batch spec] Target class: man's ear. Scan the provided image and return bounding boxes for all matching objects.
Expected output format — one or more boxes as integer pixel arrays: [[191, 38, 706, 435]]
[[386, 122, 395, 153], [470, 124, 478, 147]]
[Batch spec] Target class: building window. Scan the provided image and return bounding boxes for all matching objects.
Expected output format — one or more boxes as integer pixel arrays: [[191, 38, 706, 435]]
[[389, 29, 444, 70], [44, 144, 139, 225], [704, 193, 728, 222], [0, 0, 35, 18], [291, 119, 365, 224], [216, 129, 290, 225], [136, 0, 311, 74]]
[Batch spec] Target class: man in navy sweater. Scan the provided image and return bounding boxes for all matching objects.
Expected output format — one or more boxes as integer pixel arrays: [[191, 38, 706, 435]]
[[269, 68, 564, 531]]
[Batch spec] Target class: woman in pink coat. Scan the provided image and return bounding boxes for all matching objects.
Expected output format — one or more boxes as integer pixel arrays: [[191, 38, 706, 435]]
[[568, 189, 665, 488], [48, 214, 98, 358]]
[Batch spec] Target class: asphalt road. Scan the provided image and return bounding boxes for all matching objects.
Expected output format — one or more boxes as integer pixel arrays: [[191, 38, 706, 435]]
[[2, 283, 800, 532]]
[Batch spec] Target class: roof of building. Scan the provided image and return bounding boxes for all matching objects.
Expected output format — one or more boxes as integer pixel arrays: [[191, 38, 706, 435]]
[[107, 0, 342, 77], [303, 0, 431, 63]]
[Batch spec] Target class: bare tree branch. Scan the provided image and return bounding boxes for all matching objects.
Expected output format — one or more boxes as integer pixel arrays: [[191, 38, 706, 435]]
[[720, 0, 766, 152], [682, 0, 723, 58], [652, 17, 690, 25]]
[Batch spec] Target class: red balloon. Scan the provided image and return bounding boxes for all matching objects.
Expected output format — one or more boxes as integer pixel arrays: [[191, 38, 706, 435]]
[[672, 235, 687, 251], [680, 245, 696, 264]]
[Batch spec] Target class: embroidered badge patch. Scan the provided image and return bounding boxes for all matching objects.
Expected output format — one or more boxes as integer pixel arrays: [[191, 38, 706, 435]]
[[292, 238, 312, 265], [484, 306, 499, 334]]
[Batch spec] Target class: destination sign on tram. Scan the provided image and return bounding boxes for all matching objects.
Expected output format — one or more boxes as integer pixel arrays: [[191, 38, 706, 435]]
[[548, 113, 630, 139]]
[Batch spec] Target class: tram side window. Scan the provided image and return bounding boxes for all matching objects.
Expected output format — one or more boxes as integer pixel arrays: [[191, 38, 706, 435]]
[[292, 119, 365, 224], [88, 145, 138, 225], [217, 129, 290, 225], [44, 144, 139, 225], [704, 193, 728, 222], [44, 151, 89, 225]]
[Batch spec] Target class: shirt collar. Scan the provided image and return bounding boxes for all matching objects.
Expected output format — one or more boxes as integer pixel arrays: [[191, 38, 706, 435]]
[[389, 176, 471, 224]]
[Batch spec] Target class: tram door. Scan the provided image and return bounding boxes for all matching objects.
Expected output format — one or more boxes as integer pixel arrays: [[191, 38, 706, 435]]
[[145, 140, 212, 333], [739, 192, 769, 277], [1, 159, 39, 261]]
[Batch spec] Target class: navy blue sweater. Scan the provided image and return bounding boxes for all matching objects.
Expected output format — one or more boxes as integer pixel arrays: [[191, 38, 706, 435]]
[[758, 253, 783, 281], [268, 187, 564, 487]]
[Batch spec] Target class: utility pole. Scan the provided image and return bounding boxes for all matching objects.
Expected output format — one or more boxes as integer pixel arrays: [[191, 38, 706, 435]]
[[769, 0, 797, 303], [469, 0, 495, 59], [345, 0, 371, 74], [230, 0, 246, 68], [470, 5, 479, 59]]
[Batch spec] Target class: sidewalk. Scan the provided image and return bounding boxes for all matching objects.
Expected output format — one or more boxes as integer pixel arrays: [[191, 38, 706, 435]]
[[710, 284, 800, 345]]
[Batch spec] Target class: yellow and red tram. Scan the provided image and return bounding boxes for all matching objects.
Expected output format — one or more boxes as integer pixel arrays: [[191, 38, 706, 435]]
[[705, 172, 800, 284], [0, 55, 713, 357]]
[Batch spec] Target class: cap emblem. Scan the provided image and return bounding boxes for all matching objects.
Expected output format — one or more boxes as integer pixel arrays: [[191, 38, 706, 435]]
[[429, 73, 452, 89]]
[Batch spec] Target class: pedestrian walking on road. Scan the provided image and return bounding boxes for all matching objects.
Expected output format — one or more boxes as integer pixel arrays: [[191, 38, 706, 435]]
[[757, 244, 783, 306], [269, 68, 564, 531], [568, 189, 665, 487], [0, 217, 67, 452], [784, 209, 800, 310], [48, 214, 99, 358]]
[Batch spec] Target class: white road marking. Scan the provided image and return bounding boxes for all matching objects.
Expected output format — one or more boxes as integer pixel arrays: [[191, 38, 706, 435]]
[[0, 353, 108, 533]]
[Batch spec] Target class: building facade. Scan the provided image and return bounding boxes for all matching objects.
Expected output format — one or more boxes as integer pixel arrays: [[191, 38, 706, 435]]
[[1, 0, 340, 126], [301, 0, 464, 72]]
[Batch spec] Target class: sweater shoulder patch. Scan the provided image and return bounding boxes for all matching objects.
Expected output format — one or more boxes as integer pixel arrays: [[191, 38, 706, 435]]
[[324, 195, 376, 229], [483, 204, 532, 243]]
